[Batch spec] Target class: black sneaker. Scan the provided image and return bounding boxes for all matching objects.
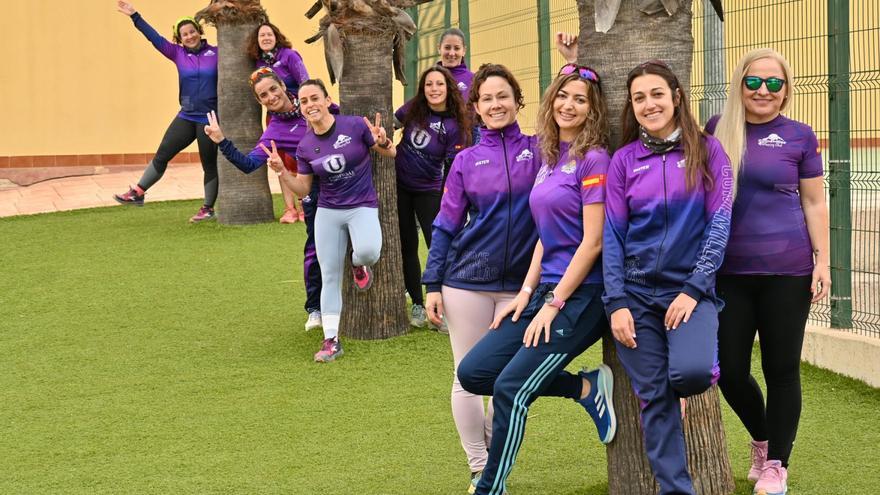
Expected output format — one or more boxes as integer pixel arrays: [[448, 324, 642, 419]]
[[113, 186, 145, 206]]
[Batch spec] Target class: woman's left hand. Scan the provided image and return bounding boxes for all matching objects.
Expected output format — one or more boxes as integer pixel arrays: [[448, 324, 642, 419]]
[[364, 113, 389, 147], [810, 262, 831, 303], [523, 304, 560, 348], [664, 293, 698, 331]]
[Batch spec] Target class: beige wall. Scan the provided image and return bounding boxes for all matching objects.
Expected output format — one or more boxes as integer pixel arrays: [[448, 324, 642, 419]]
[[0, 1, 405, 156]]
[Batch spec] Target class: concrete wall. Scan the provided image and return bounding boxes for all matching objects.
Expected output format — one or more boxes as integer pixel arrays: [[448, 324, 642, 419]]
[[802, 325, 880, 387]]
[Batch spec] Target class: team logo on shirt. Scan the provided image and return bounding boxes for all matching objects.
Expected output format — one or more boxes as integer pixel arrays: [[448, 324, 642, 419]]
[[516, 149, 534, 162], [561, 160, 577, 174], [534, 164, 551, 185], [758, 133, 786, 148], [429, 121, 443, 133], [320, 154, 347, 174], [475, 159, 490, 167], [333, 134, 352, 149], [457, 81, 467, 90], [633, 164, 650, 173], [203, 50, 216, 57], [273, 61, 282, 67], [676, 159, 686, 168], [289, 124, 299, 133], [410, 129, 432, 149]]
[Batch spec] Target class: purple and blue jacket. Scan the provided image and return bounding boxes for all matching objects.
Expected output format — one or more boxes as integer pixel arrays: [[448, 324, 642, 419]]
[[130, 12, 217, 125], [440, 61, 475, 99], [394, 105, 464, 192], [256, 47, 309, 95], [423, 122, 542, 293], [602, 136, 734, 314], [218, 107, 308, 173]]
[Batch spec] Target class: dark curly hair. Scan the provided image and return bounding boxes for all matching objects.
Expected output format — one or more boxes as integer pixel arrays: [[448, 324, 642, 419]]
[[245, 22, 293, 61], [401, 66, 472, 147]]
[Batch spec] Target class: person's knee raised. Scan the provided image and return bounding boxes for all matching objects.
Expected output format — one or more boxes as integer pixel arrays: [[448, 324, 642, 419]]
[[669, 361, 714, 397]]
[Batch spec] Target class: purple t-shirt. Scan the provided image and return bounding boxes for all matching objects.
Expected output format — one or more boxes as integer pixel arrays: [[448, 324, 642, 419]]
[[296, 115, 378, 209], [256, 47, 309, 94], [394, 106, 463, 192], [530, 143, 609, 285], [706, 114, 823, 275]]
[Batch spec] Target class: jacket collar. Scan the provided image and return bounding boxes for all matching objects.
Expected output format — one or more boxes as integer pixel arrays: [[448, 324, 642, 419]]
[[478, 121, 522, 147], [633, 139, 683, 160]]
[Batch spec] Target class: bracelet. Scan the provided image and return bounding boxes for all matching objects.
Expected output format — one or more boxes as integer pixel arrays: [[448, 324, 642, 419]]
[[378, 138, 392, 149], [521, 286, 533, 295]]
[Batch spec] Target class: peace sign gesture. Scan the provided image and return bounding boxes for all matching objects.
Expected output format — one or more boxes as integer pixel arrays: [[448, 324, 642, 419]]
[[364, 113, 389, 147], [204, 110, 225, 144], [258, 140, 285, 175]]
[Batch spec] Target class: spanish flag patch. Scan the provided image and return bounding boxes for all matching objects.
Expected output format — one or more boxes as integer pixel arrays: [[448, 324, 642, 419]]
[[582, 174, 606, 189]]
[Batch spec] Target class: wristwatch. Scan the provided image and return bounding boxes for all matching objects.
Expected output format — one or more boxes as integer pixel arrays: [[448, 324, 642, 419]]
[[544, 291, 566, 310]]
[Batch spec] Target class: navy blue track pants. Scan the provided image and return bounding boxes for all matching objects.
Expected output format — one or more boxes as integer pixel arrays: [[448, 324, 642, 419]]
[[301, 180, 322, 313]]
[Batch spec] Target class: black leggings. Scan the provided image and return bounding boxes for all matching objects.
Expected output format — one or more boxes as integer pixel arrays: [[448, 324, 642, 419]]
[[138, 116, 218, 207], [397, 186, 440, 306], [716, 274, 812, 466]]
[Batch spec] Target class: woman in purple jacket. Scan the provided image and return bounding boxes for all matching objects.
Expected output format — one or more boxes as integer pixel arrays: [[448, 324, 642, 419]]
[[112, 1, 219, 223], [422, 64, 542, 493], [395, 66, 470, 329], [603, 60, 733, 495], [247, 21, 311, 224], [708, 49, 830, 495]]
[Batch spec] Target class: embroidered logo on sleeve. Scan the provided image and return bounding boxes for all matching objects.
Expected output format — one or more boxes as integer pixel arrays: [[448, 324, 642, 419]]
[[582, 174, 606, 189], [758, 133, 786, 148], [333, 134, 352, 149]]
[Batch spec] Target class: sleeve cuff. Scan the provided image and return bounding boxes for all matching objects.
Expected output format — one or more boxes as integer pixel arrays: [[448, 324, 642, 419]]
[[602, 295, 629, 315], [681, 283, 704, 302], [425, 284, 442, 293]]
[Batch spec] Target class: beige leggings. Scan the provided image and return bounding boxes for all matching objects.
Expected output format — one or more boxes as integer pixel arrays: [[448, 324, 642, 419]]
[[442, 285, 518, 473]]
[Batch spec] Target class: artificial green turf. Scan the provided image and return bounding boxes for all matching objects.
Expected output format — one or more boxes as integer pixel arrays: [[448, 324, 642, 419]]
[[1, 199, 879, 494]]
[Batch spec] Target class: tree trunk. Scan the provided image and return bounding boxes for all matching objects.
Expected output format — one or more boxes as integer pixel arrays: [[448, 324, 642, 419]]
[[215, 22, 274, 225], [576, 1, 735, 493], [337, 29, 409, 340]]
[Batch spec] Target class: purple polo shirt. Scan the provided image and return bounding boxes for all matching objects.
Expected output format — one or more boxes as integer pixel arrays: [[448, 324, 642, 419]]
[[296, 115, 378, 209], [530, 143, 610, 284], [706, 114, 823, 275], [394, 106, 463, 192]]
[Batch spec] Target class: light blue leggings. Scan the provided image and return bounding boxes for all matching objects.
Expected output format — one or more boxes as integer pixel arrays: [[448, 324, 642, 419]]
[[315, 206, 382, 339]]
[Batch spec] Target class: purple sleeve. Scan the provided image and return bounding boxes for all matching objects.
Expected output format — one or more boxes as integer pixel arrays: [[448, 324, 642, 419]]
[[799, 126, 824, 179], [601, 150, 630, 314], [704, 114, 721, 135], [394, 104, 407, 124], [131, 13, 178, 61], [284, 49, 310, 85], [295, 142, 313, 175], [422, 154, 470, 291], [579, 150, 610, 205], [682, 137, 734, 301]]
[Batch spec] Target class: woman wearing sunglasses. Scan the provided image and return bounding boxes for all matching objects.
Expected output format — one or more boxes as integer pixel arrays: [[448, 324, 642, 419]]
[[603, 59, 733, 495], [456, 33, 616, 495], [707, 49, 829, 495], [112, 1, 219, 223]]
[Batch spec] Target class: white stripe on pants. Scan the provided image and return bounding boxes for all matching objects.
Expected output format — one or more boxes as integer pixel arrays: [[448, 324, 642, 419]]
[[315, 206, 382, 339], [442, 285, 517, 473]]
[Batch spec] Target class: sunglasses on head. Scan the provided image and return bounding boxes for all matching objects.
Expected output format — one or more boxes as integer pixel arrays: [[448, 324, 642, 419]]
[[249, 67, 276, 86], [558, 64, 601, 84], [743, 76, 786, 93]]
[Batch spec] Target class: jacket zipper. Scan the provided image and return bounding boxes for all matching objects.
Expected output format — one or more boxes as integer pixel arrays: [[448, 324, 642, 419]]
[[652, 154, 670, 295], [500, 130, 512, 291]]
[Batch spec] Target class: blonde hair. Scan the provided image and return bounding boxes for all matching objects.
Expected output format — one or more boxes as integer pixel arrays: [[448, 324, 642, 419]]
[[714, 48, 794, 195], [535, 73, 609, 166]]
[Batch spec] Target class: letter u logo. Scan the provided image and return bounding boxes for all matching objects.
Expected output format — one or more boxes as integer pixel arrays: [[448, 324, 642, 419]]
[[323, 154, 346, 174], [411, 129, 431, 150]]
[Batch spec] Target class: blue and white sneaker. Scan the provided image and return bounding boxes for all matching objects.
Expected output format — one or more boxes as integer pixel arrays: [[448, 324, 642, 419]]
[[577, 364, 616, 444]]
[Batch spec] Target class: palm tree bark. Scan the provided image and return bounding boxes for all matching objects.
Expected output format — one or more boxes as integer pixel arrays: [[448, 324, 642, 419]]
[[575, 1, 735, 493], [199, 3, 274, 225]]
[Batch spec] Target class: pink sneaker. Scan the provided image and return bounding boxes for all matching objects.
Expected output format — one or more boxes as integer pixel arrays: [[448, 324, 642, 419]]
[[113, 186, 145, 206], [297, 210, 306, 222], [280, 207, 297, 224], [189, 206, 215, 223], [748, 440, 769, 482], [314, 337, 343, 362], [352, 265, 373, 291], [754, 460, 787, 495]]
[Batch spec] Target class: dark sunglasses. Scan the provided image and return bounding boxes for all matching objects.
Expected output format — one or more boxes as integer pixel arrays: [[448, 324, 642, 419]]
[[743, 76, 786, 93], [559, 64, 601, 84]]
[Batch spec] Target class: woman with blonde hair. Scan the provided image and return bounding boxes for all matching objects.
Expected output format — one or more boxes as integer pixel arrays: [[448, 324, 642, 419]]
[[706, 48, 830, 495]]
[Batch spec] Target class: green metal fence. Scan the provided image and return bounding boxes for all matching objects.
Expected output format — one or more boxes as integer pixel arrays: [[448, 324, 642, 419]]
[[405, 0, 880, 336]]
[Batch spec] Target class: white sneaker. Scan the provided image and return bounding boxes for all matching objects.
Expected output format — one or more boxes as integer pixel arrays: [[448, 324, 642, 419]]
[[304, 311, 322, 332]]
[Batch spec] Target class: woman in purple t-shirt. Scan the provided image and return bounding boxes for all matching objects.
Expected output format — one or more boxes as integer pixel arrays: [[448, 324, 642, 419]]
[[246, 22, 311, 224], [268, 79, 396, 363], [708, 49, 830, 495], [456, 33, 616, 495]]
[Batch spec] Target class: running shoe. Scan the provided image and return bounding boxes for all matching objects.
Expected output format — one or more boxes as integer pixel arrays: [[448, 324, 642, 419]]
[[468, 470, 481, 494], [304, 311, 322, 332], [577, 364, 617, 444], [352, 265, 373, 291], [280, 207, 297, 224], [113, 186, 144, 206], [314, 337, 343, 363], [748, 440, 769, 482], [410, 304, 428, 328], [189, 206, 215, 223], [754, 460, 787, 495], [428, 316, 450, 335]]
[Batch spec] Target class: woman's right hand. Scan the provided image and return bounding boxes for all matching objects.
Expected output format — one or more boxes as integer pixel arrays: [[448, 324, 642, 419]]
[[555, 32, 578, 64], [204, 111, 225, 144], [425, 292, 445, 326], [258, 140, 285, 174], [117, 1, 136, 16], [490, 290, 530, 329], [610, 308, 637, 349]]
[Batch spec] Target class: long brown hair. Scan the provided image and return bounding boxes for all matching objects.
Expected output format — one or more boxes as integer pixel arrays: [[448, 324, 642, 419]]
[[536, 72, 609, 166], [402, 66, 472, 147], [621, 61, 712, 190], [468, 64, 525, 125], [245, 22, 293, 61]]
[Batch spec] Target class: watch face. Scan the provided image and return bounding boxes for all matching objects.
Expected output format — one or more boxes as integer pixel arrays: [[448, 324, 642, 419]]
[[544, 292, 555, 304]]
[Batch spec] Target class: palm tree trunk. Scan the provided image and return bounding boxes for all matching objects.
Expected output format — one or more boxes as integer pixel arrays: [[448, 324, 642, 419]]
[[576, 1, 735, 493], [214, 21, 274, 225], [338, 29, 409, 340]]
